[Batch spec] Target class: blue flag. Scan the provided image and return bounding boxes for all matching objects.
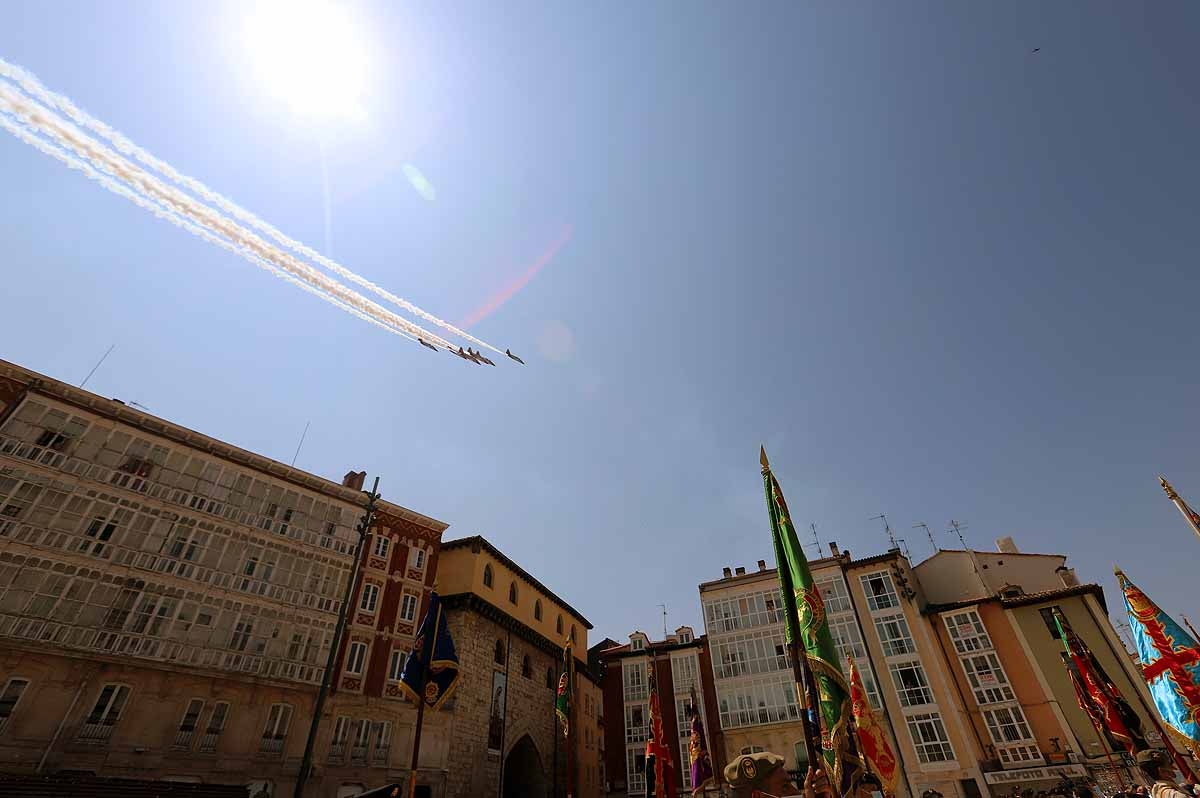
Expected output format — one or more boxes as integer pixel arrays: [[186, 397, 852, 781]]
[[399, 592, 459, 710], [1117, 569, 1200, 750]]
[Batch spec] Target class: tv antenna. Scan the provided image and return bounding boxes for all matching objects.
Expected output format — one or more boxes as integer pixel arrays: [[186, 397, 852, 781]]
[[870, 513, 899, 550], [809, 522, 822, 555], [913, 522, 939, 553], [658, 603, 668, 640], [948, 519, 969, 549], [79, 344, 115, 389]]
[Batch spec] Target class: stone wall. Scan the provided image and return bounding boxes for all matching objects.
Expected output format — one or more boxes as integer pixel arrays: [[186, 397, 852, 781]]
[[444, 605, 565, 798]]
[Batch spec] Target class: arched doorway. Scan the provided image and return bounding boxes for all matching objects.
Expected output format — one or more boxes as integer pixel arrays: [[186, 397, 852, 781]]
[[503, 734, 547, 798]]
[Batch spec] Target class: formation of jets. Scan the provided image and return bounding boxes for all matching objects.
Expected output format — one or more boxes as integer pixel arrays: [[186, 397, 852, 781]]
[[415, 339, 525, 367]]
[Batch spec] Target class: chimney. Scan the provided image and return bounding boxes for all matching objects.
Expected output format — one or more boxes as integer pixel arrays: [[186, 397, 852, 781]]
[[722, 567, 732, 579], [828, 541, 840, 557], [342, 470, 366, 491], [757, 559, 767, 571], [995, 536, 1019, 554], [1056, 566, 1079, 587], [734, 566, 746, 576]]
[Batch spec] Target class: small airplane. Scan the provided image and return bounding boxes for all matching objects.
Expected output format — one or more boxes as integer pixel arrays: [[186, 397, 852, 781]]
[[467, 348, 496, 366], [418, 338, 438, 352], [506, 349, 525, 365], [454, 347, 473, 362]]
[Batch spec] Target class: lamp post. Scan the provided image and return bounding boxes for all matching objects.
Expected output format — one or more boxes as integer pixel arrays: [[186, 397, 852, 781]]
[[294, 476, 381, 798]]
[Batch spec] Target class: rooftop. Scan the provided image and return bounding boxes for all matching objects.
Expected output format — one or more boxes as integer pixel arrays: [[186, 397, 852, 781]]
[[441, 535, 593, 629]]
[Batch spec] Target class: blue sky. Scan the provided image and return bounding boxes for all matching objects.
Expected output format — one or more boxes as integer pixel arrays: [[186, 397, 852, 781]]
[[2, 2, 1199, 644]]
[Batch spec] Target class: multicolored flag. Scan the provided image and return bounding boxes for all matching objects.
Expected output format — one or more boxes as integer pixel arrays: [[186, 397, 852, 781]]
[[644, 662, 676, 798], [848, 657, 898, 796], [397, 592, 459, 709], [1051, 608, 1146, 755], [687, 687, 714, 796], [1116, 568, 1200, 773], [1160, 477, 1200, 543], [762, 448, 861, 793], [555, 640, 573, 738]]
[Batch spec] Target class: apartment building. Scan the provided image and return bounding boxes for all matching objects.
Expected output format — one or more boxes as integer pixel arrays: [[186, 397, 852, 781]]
[[0, 358, 447, 798], [597, 626, 721, 797]]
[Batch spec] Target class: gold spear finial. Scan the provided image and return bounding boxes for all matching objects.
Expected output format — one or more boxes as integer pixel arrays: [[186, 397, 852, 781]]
[[1160, 476, 1179, 500], [760, 445, 770, 471]]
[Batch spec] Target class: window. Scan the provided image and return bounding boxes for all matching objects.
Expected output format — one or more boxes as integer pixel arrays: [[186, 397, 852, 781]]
[[625, 703, 648, 743], [483, 564, 493, 588], [816, 576, 852, 614], [373, 721, 392, 763], [875, 614, 916, 657], [716, 675, 801, 728], [400, 594, 418, 623], [828, 615, 866, 660], [983, 705, 1035, 744], [80, 515, 120, 557], [230, 619, 253, 652], [372, 536, 390, 559], [330, 716, 351, 759], [1040, 607, 1065, 640], [556, 615, 563, 635], [509, 582, 518, 605], [412, 548, 426, 570], [570, 625, 577, 643], [260, 703, 292, 753], [522, 655, 532, 678], [740, 745, 766, 755], [631, 636, 645, 652], [945, 610, 993, 653], [671, 654, 699, 693], [198, 702, 229, 753], [906, 712, 955, 763], [388, 648, 407, 681], [0, 678, 29, 734], [998, 743, 1044, 766], [627, 748, 647, 794], [79, 684, 130, 742], [861, 572, 899, 612], [546, 667, 555, 689], [346, 642, 368, 675], [962, 652, 1014, 704], [495, 640, 506, 665], [889, 662, 933, 707], [174, 699, 204, 749], [712, 628, 788, 678], [359, 583, 380, 614], [678, 628, 693, 644], [623, 662, 647, 701], [534, 600, 543, 622], [351, 718, 371, 762], [703, 589, 786, 633]]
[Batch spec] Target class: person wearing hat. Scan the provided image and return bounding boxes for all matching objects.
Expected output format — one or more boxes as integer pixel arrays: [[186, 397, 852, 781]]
[[1137, 749, 1192, 798], [723, 751, 802, 797]]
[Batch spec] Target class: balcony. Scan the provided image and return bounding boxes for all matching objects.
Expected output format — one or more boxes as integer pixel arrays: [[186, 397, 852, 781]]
[[197, 732, 220, 753], [172, 729, 195, 750], [259, 736, 286, 755], [76, 722, 116, 744]]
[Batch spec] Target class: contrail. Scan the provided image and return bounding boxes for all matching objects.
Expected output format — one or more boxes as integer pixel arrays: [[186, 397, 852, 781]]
[[0, 81, 462, 351], [0, 57, 505, 355], [0, 110, 423, 346]]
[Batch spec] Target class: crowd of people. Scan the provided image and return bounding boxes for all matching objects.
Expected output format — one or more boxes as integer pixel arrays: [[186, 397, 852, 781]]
[[713, 748, 1200, 798]]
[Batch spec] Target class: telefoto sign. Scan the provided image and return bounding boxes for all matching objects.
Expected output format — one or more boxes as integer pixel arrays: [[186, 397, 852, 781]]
[[983, 765, 1087, 785]]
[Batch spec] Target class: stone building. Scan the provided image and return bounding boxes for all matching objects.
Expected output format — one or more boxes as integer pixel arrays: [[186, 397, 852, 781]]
[[0, 358, 449, 798], [596, 626, 723, 797], [436, 535, 599, 798]]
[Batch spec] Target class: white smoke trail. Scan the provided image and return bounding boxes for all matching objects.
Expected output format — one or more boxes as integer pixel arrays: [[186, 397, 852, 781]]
[[0, 57, 505, 355], [0, 81, 461, 351], [0, 109, 422, 345]]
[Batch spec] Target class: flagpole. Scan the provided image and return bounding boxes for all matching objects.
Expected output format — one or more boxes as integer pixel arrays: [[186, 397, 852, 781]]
[[406, 601, 439, 798], [762, 448, 822, 771], [1160, 477, 1200, 542], [294, 476, 380, 798]]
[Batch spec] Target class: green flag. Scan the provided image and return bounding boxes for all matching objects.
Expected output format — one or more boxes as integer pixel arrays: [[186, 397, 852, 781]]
[[762, 448, 860, 792], [555, 640, 572, 738]]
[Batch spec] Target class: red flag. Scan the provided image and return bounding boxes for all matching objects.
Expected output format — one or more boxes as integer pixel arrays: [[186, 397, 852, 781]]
[[848, 658, 899, 796], [645, 663, 676, 798]]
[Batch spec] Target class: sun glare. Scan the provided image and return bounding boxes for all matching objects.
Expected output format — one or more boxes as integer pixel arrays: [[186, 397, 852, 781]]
[[243, 0, 370, 120]]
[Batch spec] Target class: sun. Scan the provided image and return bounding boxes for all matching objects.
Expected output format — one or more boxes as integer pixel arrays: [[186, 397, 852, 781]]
[[242, 0, 371, 121]]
